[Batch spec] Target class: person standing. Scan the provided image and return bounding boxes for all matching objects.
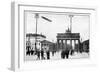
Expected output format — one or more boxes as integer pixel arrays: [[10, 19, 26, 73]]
[[65, 45, 71, 59], [46, 51, 50, 60], [41, 49, 45, 60], [36, 49, 40, 60], [65, 49, 70, 59]]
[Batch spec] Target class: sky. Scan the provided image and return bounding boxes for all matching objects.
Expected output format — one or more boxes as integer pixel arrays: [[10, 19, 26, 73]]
[[25, 12, 89, 42]]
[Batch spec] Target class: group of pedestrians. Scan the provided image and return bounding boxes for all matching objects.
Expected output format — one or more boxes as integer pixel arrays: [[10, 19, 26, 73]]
[[26, 45, 76, 60], [26, 45, 51, 60], [61, 45, 74, 59], [36, 49, 50, 60]]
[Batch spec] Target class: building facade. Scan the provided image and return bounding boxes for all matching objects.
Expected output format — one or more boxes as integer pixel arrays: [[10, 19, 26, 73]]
[[56, 29, 80, 52], [26, 33, 46, 55], [41, 40, 55, 52], [81, 40, 89, 53]]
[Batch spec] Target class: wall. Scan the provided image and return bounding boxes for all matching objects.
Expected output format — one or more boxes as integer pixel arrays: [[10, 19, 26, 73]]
[[0, 0, 100, 73]]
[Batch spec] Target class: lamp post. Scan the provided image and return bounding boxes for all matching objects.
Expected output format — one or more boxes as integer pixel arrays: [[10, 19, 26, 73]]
[[34, 13, 39, 50]]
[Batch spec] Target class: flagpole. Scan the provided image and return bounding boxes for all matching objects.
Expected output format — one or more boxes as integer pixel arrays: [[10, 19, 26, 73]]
[[69, 15, 74, 33]]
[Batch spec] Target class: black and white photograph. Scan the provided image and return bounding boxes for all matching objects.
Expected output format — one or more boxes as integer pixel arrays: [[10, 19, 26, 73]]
[[10, 1, 99, 71], [25, 11, 90, 61]]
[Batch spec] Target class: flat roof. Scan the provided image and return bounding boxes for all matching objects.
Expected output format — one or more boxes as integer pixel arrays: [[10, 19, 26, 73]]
[[57, 33, 80, 39]]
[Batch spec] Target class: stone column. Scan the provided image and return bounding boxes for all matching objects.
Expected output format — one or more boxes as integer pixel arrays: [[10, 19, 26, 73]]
[[78, 39, 80, 52], [65, 40, 67, 49], [74, 40, 76, 51], [61, 40, 63, 50], [70, 39, 72, 50], [57, 39, 59, 50]]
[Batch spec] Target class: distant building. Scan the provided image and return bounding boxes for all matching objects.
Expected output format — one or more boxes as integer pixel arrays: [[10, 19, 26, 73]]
[[56, 29, 80, 52], [41, 40, 55, 52], [81, 40, 89, 53], [26, 33, 46, 51]]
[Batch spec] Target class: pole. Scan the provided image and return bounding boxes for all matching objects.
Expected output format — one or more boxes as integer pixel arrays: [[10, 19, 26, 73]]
[[69, 15, 73, 33], [69, 15, 74, 52], [35, 13, 39, 50]]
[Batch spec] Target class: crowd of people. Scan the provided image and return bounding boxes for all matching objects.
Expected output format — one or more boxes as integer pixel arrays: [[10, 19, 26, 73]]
[[26, 45, 74, 60], [26, 46, 51, 60]]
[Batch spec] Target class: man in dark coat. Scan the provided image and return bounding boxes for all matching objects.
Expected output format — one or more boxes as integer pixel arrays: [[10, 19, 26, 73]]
[[46, 51, 50, 60], [65, 49, 70, 59], [41, 49, 45, 60], [36, 49, 40, 60]]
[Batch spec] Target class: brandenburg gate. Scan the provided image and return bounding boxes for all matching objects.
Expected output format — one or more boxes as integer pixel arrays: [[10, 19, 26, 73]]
[[56, 29, 80, 52]]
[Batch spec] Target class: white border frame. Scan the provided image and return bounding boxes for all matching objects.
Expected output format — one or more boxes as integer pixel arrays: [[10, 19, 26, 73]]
[[11, 2, 97, 71]]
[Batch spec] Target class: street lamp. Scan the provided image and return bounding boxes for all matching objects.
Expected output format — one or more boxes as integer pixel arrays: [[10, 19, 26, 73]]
[[34, 13, 39, 50]]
